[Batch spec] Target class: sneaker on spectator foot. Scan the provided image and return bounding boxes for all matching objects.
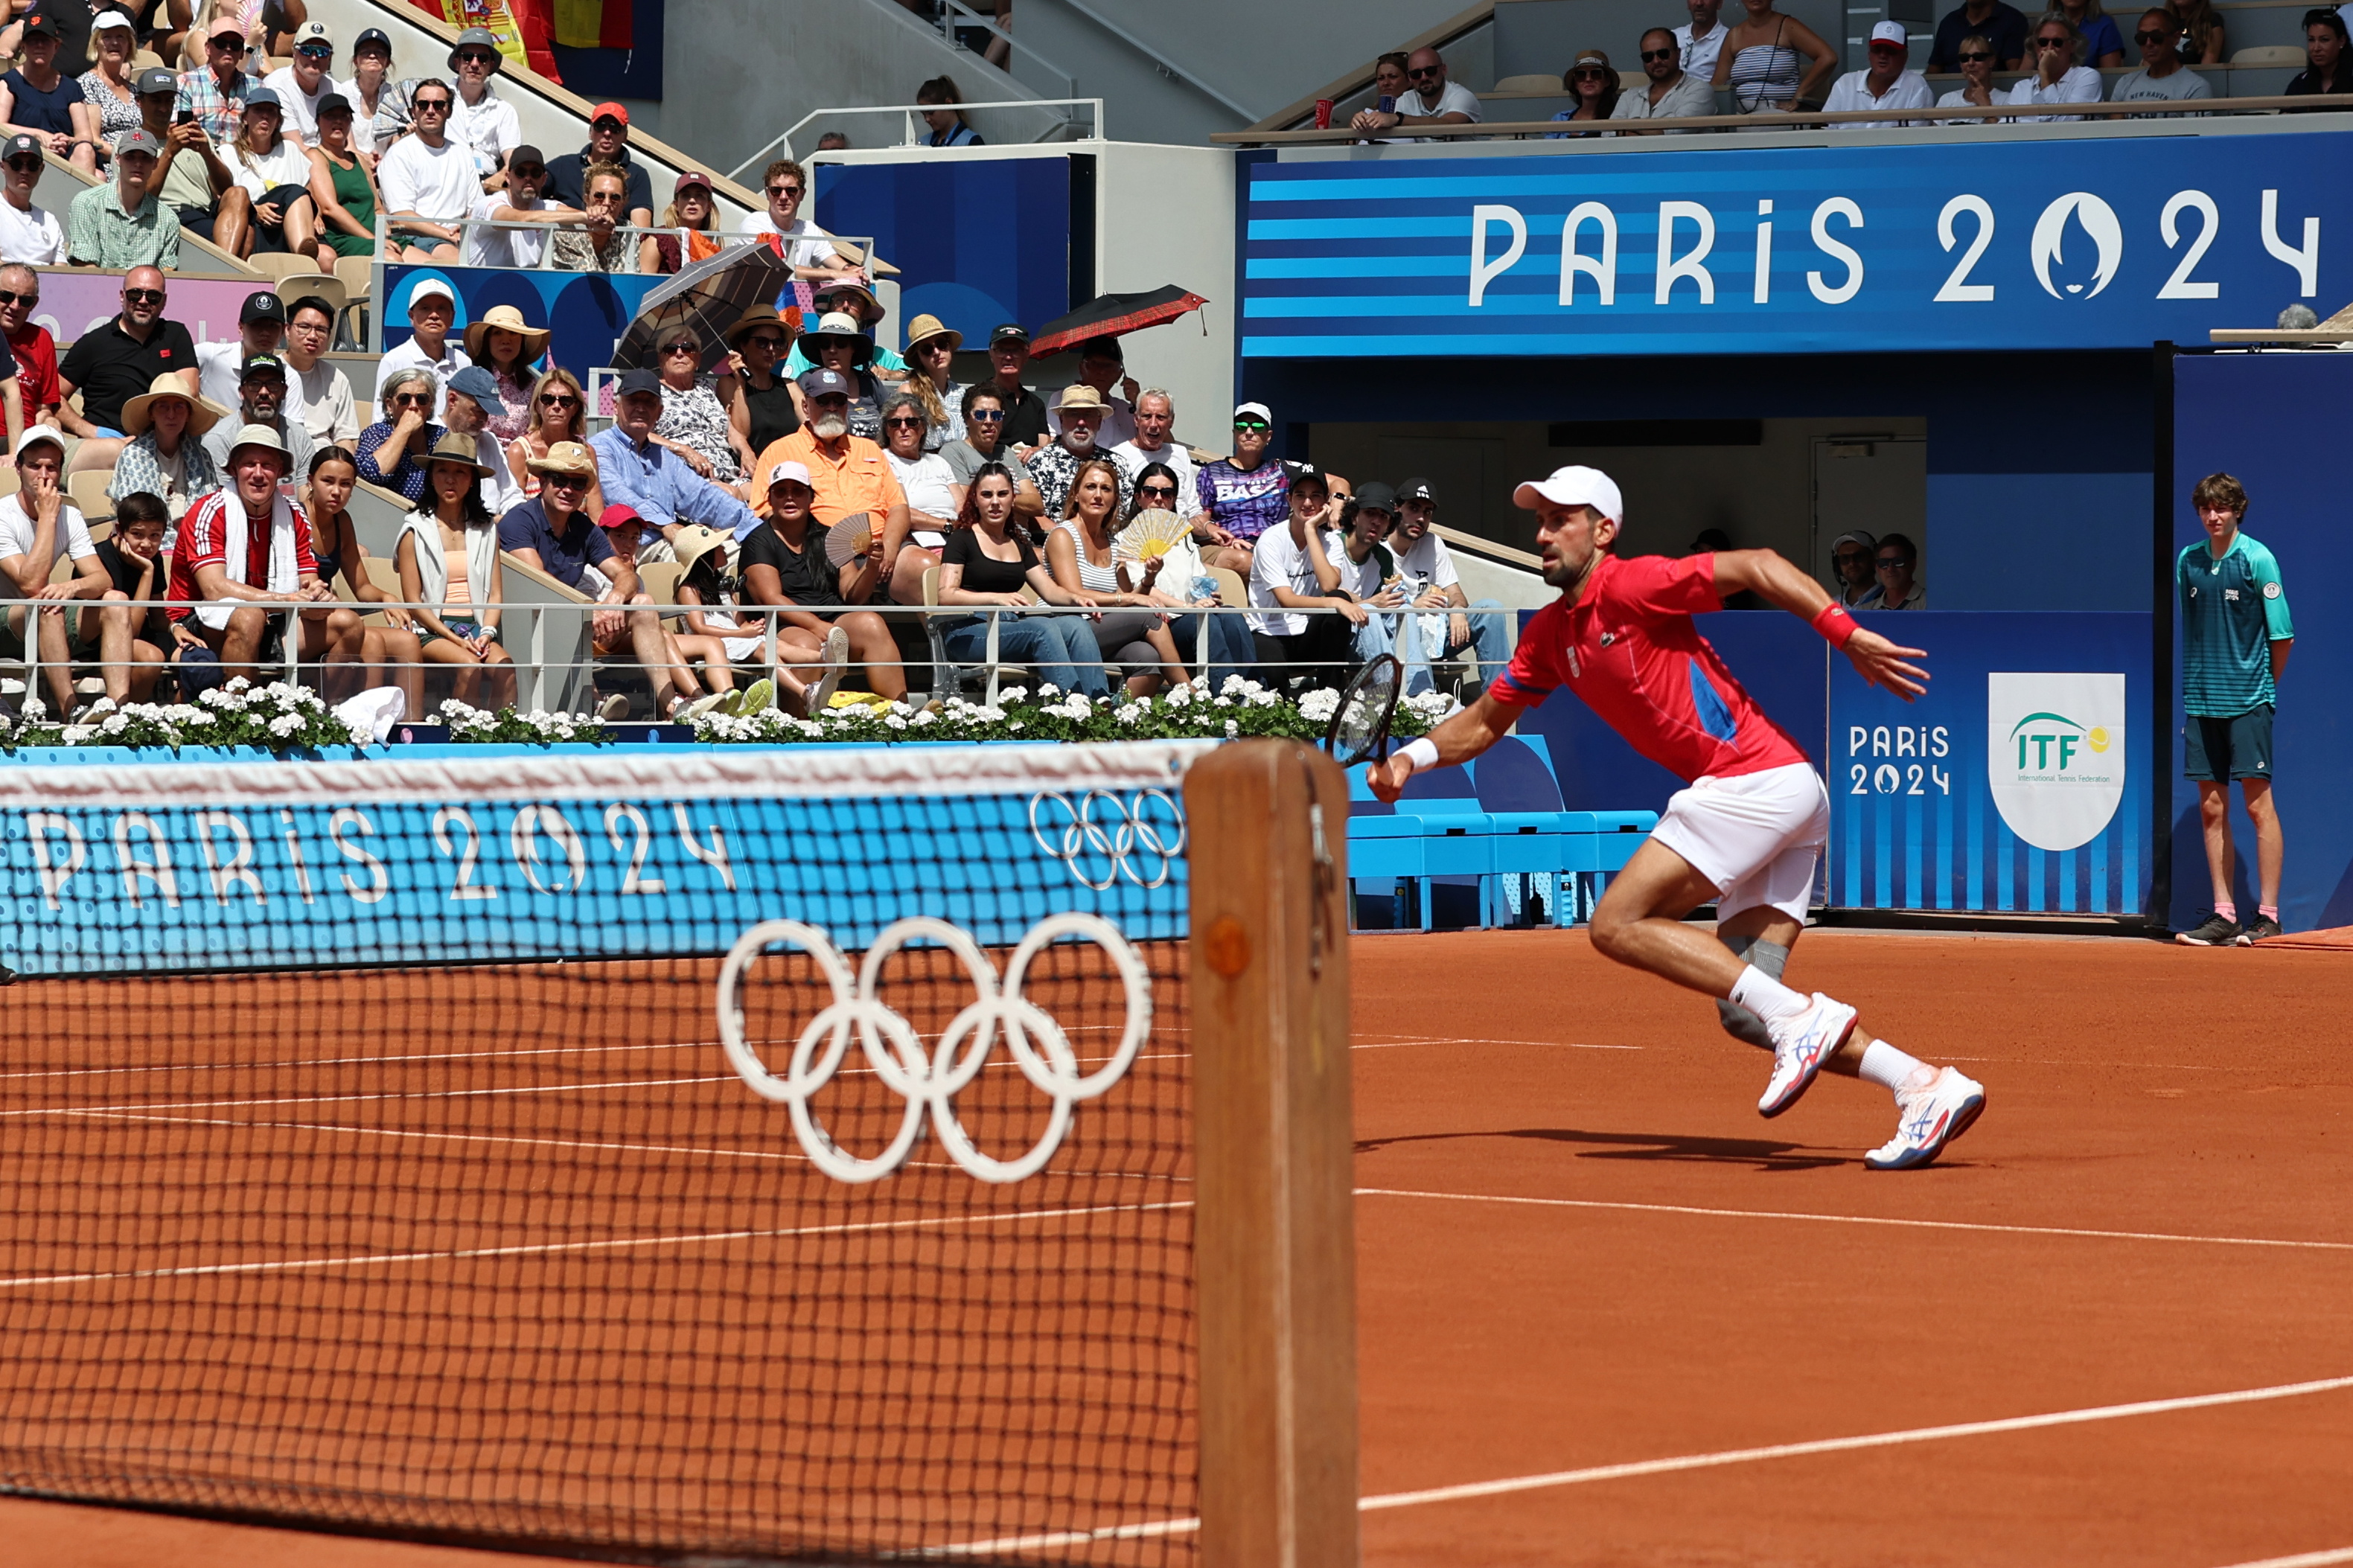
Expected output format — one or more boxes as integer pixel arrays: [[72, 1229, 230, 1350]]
[[1864, 1066, 1987, 1171], [2174, 912, 2240, 947], [802, 628, 849, 715], [738, 677, 776, 714], [1757, 992, 1857, 1119], [2235, 915, 2283, 946], [596, 694, 630, 722], [684, 691, 735, 719]]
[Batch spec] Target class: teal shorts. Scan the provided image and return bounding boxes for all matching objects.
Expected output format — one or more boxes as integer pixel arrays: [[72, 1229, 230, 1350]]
[[2184, 704, 2273, 782]]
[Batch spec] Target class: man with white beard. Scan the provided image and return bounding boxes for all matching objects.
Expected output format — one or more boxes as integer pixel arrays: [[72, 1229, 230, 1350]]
[[1026, 384, 1131, 519], [751, 366, 924, 606]]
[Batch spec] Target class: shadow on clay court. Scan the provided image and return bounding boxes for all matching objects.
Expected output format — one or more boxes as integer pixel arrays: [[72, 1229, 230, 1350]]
[[1357, 1126, 1854, 1171]]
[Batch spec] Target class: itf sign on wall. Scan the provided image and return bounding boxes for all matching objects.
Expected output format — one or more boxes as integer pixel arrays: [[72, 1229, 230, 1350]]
[[1239, 132, 2353, 356]]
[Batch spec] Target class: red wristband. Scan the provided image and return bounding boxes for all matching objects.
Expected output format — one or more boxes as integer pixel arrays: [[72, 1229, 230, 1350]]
[[1811, 602, 1858, 649]]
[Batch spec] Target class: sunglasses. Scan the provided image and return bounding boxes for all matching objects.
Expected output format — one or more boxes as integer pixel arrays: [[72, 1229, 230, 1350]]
[[743, 334, 785, 350], [2133, 28, 2173, 42], [1409, 65, 1442, 77], [1571, 65, 1609, 77], [124, 287, 164, 304], [1641, 47, 1676, 61], [296, 42, 332, 57], [1138, 484, 1178, 500], [968, 408, 1005, 422], [392, 392, 433, 406], [2034, 36, 2069, 47], [511, 164, 545, 179], [456, 50, 497, 64], [1233, 418, 1270, 432], [660, 342, 699, 356], [543, 473, 590, 490], [1875, 556, 1908, 569], [412, 97, 451, 111], [3, 156, 39, 175], [767, 183, 803, 198], [0, 287, 37, 307], [539, 393, 580, 406], [1958, 48, 1994, 60]]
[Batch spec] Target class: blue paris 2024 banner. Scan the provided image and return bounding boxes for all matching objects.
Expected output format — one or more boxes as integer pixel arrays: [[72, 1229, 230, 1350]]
[[1239, 132, 2352, 356]]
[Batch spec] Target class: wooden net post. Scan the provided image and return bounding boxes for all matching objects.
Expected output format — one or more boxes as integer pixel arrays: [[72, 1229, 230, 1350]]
[[1187, 740, 1359, 1568]]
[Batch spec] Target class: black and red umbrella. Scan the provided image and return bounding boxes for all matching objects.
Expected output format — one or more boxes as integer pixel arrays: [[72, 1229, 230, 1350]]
[[1027, 287, 1210, 359]]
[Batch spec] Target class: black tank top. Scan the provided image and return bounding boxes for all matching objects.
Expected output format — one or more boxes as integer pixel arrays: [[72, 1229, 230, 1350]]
[[743, 377, 800, 456]]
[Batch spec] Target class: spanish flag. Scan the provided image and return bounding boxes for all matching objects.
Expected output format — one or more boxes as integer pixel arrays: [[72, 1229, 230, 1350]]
[[552, 0, 633, 50]]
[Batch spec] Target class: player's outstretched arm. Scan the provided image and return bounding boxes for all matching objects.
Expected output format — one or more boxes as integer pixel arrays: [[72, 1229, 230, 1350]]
[[1711, 547, 1931, 702], [1365, 691, 1520, 801]]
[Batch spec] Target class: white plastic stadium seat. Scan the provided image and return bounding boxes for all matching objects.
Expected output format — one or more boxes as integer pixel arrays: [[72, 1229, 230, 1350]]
[[1494, 73, 1566, 92], [2231, 45, 2307, 65]]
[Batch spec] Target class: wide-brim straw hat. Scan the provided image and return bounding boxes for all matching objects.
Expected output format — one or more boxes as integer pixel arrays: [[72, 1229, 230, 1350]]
[[527, 439, 596, 478], [121, 374, 227, 438], [903, 313, 962, 354], [723, 304, 795, 348], [673, 523, 731, 577], [424, 430, 495, 477], [463, 302, 552, 363]]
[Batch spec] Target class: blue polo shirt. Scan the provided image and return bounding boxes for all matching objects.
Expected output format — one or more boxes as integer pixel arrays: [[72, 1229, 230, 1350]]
[[497, 497, 614, 592]]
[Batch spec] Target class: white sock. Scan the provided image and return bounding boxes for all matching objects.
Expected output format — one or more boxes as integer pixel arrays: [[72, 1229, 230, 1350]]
[[1728, 964, 1808, 1025], [1858, 1040, 1936, 1096]]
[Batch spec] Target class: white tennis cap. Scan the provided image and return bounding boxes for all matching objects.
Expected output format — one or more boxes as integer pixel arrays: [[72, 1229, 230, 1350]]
[[766, 459, 814, 490], [1513, 464, 1624, 522], [1233, 400, 1272, 422], [1869, 19, 1909, 44]]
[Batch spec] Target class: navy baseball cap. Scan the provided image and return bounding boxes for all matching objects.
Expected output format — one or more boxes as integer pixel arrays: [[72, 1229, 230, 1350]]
[[239, 289, 286, 324], [354, 27, 391, 53], [2, 132, 41, 164], [447, 364, 507, 415], [797, 368, 854, 398], [614, 367, 663, 399]]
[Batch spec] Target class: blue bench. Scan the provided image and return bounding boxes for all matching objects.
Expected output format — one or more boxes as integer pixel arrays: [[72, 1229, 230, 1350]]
[[1344, 735, 1658, 931]]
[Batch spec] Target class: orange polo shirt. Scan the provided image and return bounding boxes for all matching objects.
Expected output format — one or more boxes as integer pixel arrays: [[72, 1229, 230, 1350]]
[[753, 429, 907, 523]]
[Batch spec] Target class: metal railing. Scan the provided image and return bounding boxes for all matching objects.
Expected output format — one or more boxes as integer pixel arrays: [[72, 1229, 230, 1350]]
[[928, 0, 1080, 97], [368, 217, 881, 270], [0, 595, 1497, 727], [1213, 88, 2353, 143], [727, 97, 1106, 181]]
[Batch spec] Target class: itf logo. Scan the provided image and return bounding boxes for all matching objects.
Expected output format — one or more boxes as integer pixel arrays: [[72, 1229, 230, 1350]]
[[1988, 673, 2127, 851]]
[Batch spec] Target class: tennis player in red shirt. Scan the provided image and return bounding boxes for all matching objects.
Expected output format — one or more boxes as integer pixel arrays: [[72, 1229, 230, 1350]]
[[1368, 466, 1987, 1169]]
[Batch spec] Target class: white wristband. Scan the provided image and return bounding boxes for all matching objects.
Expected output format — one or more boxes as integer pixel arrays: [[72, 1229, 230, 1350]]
[[1398, 737, 1441, 775]]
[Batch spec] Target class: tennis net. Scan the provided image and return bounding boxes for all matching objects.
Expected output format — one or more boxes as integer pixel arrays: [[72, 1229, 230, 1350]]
[[0, 741, 1228, 1564]]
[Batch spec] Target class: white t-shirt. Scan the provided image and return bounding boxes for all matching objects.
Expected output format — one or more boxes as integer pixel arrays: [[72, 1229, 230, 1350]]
[[1247, 522, 1324, 638], [741, 211, 837, 271], [1324, 532, 1391, 602], [473, 427, 523, 514], [373, 336, 472, 419], [1935, 88, 2003, 109], [0, 196, 66, 266], [1675, 20, 1728, 80], [885, 448, 960, 542], [462, 191, 548, 269], [0, 493, 96, 580], [447, 85, 522, 176], [1823, 68, 1934, 124], [377, 132, 480, 224], [217, 135, 313, 202], [1397, 78, 1482, 142], [2006, 66, 2103, 121], [261, 65, 334, 142], [198, 341, 310, 431], [1391, 528, 1459, 650], [1110, 439, 1201, 518], [293, 357, 358, 446], [2110, 65, 2212, 109]]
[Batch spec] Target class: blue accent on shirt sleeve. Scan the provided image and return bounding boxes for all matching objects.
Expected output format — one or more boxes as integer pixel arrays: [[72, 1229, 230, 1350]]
[[1688, 658, 1739, 743]]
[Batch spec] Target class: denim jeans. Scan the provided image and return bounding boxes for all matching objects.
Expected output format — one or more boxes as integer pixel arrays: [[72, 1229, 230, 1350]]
[[1166, 611, 1257, 690], [942, 611, 1111, 698], [1399, 598, 1509, 694]]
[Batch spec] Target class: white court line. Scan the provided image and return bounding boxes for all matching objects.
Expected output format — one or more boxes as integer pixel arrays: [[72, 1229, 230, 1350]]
[[1356, 1188, 2353, 1253], [1357, 1374, 2353, 1511], [1351, 1037, 1640, 1052], [928, 1374, 2353, 1553], [64, 1109, 1193, 1188], [0, 1198, 1194, 1290], [2215, 1552, 2353, 1568]]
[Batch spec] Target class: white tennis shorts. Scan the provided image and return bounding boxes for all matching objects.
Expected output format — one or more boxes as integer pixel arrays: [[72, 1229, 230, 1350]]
[[1647, 761, 1829, 925]]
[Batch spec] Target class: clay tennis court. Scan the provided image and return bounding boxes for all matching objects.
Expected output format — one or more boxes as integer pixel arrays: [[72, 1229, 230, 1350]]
[[3, 927, 2349, 1566]]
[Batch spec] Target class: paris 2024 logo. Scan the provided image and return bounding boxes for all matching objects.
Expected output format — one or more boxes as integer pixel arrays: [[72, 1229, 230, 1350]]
[[1988, 672, 2126, 851]]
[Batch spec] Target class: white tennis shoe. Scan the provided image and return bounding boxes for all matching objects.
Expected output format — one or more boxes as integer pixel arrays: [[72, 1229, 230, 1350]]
[[1757, 993, 1857, 1118], [1864, 1067, 1988, 1171]]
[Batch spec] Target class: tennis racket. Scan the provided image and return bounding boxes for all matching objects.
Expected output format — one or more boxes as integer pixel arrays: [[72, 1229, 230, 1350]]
[[1325, 653, 1403, 767]]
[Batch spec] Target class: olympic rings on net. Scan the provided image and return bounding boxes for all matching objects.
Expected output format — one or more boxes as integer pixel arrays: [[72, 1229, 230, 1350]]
[[1027, 789, 1187, 891], [714, 913, 1155, 1185]]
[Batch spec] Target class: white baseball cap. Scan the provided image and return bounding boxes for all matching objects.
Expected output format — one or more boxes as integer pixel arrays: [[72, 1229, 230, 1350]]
[[12, 424, 64, 461], [1513, 464, 1624, 522], [766, 459, 814, 490], [1869, 19, 1909, 45], [1233, 400, 1272, 423]]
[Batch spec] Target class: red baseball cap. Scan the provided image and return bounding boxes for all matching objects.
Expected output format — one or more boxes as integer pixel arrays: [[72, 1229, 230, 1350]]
[[598, 502, 643, 531], [590, 101, 628, 127]]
